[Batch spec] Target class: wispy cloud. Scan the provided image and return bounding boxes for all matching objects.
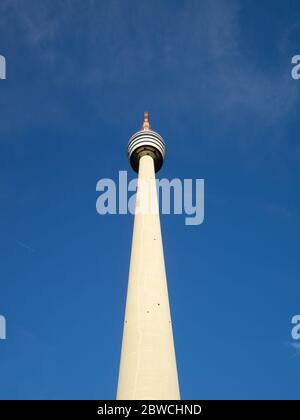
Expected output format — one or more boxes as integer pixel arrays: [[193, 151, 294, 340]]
[[290, 342, 300, 357], [15, 239, 36, 254], [0, 0, 299, 134], [261, 201, 300, 227]]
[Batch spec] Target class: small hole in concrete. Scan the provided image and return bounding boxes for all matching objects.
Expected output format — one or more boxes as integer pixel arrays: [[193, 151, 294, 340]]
[[157, 303, 160, 306]]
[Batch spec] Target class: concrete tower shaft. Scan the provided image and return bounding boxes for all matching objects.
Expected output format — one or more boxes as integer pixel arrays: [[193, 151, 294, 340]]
[[117, 114, 180, 400]]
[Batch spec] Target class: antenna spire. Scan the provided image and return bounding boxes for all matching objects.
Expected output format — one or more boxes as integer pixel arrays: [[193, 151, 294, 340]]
[[142, 112, 150, 130]]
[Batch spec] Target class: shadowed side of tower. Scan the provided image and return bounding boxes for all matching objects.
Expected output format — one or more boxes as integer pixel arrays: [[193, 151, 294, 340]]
[[116, 113, 180, 400]]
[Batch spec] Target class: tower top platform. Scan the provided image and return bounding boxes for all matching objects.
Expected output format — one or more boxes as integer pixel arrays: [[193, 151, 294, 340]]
[[128, 112, 166, 173]]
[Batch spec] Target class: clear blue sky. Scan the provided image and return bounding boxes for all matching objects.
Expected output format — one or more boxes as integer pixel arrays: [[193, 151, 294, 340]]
[[0, 0, 300, 399]]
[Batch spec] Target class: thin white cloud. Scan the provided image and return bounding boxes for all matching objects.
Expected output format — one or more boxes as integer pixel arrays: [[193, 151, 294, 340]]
[[0, 0, 299, 133], [15, 239, 36, 253], [290, 342, 300, 357]]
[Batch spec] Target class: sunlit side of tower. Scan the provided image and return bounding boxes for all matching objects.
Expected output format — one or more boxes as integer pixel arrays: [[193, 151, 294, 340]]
[[117, 113, 180, 400]]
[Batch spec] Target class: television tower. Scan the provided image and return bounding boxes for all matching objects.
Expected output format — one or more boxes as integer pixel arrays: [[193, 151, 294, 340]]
[[117, 113, 180, 400]]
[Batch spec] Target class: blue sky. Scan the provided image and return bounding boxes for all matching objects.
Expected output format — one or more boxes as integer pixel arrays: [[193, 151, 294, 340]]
[[0, 0, 300, 399]]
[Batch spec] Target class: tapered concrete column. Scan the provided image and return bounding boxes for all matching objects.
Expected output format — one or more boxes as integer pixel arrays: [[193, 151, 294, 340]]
[[117, 125, 180, 399]]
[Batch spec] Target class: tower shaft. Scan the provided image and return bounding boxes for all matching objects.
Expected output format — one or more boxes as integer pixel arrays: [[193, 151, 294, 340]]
[[117, 154, 180, 400]]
